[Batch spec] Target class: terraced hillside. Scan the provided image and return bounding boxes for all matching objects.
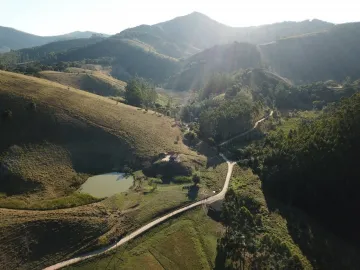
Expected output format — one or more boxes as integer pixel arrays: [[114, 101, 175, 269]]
[[39, 68, 126, 97], [0, 71, 194, 205]]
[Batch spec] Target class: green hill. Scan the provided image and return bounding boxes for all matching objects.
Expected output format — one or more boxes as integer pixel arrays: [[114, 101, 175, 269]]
[[0, 70, 193, 204], [168, 22, 360, 91], [55, 38, 181, 83], [38, 68, 126, 96], [0, 37, 106, 67], [168, 42, 263, 91], [260, 22, 360, 83]]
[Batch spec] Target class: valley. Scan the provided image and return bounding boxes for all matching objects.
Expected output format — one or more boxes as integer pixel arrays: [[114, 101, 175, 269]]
[[1, 8, 360, 270]]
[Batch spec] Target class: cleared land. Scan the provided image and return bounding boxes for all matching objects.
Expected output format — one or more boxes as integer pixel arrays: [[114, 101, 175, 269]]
[[39, 68, 126, 97], [66, 208, 223, 270]]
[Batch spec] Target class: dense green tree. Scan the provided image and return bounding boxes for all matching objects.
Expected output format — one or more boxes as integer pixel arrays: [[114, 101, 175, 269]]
[[125, 77, 157, 108]]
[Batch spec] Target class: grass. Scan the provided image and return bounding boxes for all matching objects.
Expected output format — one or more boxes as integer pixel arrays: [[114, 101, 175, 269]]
[[0, 70, 198, 205], [0, 202, 122, 270], [230, 164, 360, 269], [39, 68, 126, 97], [0, 192, 100, 210], [66, 207, 223, 270], [103, 156, 227, 226], [273, 110, 318, 134]]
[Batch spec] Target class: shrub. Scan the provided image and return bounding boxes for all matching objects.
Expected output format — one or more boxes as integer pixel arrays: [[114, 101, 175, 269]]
[[173, 176, 192, 184]]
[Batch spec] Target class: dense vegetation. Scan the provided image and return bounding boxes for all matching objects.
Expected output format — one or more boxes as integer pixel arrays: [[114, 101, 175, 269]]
[[248, 93, 360, 241], [180, 69, 359, 145], [124, 77, 157, 107]]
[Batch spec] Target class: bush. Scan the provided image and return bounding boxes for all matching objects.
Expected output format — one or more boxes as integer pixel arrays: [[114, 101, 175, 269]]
[[173, 176, 192, 184], [148, 178, 163, 185]]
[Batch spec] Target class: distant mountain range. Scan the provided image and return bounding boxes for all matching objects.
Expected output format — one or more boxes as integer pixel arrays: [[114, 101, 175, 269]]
[[117, 12, 334, 58], [168, 21, 360, 89], [0, 26, 108, 52], [1, 12, 360, 87]]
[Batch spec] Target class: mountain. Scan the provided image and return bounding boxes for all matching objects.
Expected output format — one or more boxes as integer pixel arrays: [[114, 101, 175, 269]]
[[0, 13, 347, 86], [0, 26, 107, 51], [260, 22, 360, 83], [169, 22, 360, 90], [167, 42, 263, 90], [117, 12, 333, 58], [0, 36, 106, 66]]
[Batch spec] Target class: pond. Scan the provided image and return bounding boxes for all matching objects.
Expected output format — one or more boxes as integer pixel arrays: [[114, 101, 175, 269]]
[[79, 173, 134, 198]]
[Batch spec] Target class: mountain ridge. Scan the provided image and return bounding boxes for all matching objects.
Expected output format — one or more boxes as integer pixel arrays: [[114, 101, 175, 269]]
[[0, 25, 108, 52]]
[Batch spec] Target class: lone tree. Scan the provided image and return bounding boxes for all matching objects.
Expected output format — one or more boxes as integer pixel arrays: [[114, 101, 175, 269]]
[[192, 174, 200, 186]]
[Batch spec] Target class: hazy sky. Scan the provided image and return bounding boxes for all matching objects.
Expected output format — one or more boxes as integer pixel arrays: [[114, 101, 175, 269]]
[[0, 0, 359, 36]]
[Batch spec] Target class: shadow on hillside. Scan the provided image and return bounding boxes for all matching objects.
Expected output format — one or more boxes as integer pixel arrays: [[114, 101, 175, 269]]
[[262, 191, 360, 269], [182, 138, 224, 169]]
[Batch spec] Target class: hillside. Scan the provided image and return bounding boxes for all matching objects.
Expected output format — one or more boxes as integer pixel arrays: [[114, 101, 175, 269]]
[[0, 13, 339, 86], [260, 22, 360, 83], [0, 25, 106, 51], [0, 37, 106, 67], [54, 38, 181, 83], [117, 12, 333, 58], [254, 92, 360, 242], [0, 70, 193, 203], [38, 68, 126, 96], [168, 22, 360, 91], [168, 42, 263, 91]]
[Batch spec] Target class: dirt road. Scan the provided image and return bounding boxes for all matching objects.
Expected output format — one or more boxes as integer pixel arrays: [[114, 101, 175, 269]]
[[44, 155, 236, 270], [219, 110, 274, 146]]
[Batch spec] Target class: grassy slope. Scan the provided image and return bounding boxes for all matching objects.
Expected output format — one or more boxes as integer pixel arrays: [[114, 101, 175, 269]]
[[39, 68, 126, 97], [0, 202, 128, 270], [67, 208, 223, 270], [0, 71, 195, 205]]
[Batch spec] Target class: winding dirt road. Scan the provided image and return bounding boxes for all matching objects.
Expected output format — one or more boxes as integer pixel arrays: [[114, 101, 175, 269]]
[[44, 113, 272, 269], [44, 155, 235, 270], [219, 111, 273, 146]]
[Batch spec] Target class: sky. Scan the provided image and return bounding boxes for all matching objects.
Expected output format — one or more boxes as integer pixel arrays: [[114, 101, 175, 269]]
[[0, 0, 359, 36]]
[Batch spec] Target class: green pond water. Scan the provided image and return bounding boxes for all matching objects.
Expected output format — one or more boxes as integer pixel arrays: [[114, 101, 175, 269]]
[[79, 173, 133, 198]]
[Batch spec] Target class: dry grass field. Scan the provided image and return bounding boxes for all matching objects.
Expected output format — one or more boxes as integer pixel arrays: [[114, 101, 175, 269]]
[[0, 70, 196, 204], [39, 68, 126, 97]]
